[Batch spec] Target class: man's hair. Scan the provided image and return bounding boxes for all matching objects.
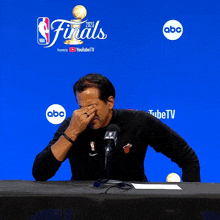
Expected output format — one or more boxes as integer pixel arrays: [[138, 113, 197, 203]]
[[73, 73, 116, 103]]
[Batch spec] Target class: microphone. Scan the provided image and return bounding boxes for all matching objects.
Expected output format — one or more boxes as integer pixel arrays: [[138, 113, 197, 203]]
[[93, 124, 123, 187], [104, 124, 120, 170]]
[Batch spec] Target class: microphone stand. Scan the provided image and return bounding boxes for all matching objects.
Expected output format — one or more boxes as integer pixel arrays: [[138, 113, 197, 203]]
[[93, 142, 124, 187], [105, 142, 111, 179]]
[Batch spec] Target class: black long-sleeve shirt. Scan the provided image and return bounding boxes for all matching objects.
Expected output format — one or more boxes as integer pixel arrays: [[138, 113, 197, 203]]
[[32, 109, 201, 182]]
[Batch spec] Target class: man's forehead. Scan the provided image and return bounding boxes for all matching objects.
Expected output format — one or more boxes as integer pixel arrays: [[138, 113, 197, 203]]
[[76, 88, 100, 106], [77, 87, 100, 97]]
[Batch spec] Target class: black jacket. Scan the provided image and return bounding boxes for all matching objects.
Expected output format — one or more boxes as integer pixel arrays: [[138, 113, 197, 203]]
[[32, 109, 201, 182]]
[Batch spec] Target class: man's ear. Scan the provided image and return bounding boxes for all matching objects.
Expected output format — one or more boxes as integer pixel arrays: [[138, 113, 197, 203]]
[[107, 96, 115, 109]]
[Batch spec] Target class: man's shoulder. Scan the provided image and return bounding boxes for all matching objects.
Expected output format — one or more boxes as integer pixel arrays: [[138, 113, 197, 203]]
[[115, 109, 150, 116], [61, 116, 72, 125], [55, 116, 72, 133], [114, 109, 154, 123]]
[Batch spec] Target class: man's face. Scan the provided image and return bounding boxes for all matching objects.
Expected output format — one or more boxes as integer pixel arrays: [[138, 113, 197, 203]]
[[76, 87, 114, 129]]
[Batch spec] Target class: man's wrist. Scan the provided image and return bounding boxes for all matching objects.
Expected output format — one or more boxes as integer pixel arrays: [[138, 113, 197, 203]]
[[62, 133, 75, 145], [64, 126, 78, 142]]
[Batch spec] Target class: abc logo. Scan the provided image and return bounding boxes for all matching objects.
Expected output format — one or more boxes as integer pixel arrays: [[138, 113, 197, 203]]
[[46, 104, 66, 125], [163, 20, 183, 40]]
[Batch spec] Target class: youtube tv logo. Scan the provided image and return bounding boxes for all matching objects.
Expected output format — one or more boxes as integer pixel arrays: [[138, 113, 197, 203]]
[[56, 47, 95, 53], [69, 47, 76, 52]]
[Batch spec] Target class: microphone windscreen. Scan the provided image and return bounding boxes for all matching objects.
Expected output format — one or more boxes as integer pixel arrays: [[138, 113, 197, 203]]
[[106, 124, 120, 133]]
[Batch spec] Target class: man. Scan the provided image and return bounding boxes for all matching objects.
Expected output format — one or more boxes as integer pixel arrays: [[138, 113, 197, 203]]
[[32, 73, 201, 182]]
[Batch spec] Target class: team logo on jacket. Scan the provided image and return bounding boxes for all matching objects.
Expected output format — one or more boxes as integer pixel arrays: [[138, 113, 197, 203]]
[[90, 141, 95, 151], [89, 141, 98, 156], [123, 143, 132, 154]]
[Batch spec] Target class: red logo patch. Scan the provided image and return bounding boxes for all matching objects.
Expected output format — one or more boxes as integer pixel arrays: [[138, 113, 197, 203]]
[[123, 143, 132, 154]]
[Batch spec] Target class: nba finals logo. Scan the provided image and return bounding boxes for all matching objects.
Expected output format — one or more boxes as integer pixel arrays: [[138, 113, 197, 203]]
[[37, 5, 107, 48], [37, 17, 50, 45]]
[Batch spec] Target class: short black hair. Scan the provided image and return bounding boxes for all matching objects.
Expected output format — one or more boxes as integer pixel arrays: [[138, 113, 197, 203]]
[[73, 73, 116, 103]]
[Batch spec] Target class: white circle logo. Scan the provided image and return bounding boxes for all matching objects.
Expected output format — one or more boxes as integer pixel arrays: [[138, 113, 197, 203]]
[[163, 20, 183, 40], [46, 104, 66, 124]]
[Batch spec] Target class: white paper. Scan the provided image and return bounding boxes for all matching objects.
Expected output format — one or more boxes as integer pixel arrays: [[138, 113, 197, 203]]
[[132, 183, 182, 190]]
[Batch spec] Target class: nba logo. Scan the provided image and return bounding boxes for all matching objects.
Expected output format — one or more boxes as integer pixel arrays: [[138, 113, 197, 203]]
[[37, 17, 50, 45]]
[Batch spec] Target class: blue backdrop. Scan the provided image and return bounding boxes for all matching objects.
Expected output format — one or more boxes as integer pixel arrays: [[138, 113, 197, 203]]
[[0, 0, 219, 182]]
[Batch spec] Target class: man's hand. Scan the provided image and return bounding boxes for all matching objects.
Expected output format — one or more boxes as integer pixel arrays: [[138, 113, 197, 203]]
[[66, 105, 97, 137], [51, 105, 97, 162]]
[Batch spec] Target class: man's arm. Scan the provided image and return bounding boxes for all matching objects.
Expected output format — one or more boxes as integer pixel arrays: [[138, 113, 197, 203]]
[[51, 105, 97, 161], [146, 113, 201, 182], [32, 105, 97, 181], [32, 119, 70, 181], [161, 130, 201, 182]]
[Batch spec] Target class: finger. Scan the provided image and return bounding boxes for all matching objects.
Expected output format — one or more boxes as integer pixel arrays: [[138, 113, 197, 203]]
[[81, 106, 97, 118], [86, 112, 96, 121], [79, 105, 96, 114], [86, 106, 97, 116], [83, 110, 96, 119]]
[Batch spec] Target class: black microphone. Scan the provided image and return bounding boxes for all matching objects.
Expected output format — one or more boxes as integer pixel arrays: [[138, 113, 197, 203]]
[[93, 124, 122, 187], [104, 124, 120, 170]]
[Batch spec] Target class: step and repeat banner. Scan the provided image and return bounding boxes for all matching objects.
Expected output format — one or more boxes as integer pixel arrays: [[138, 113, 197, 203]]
[[0, 0, 219, 182]]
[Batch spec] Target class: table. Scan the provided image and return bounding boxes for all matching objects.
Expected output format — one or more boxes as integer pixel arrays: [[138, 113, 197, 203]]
[[0, 181, 220, 220]]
